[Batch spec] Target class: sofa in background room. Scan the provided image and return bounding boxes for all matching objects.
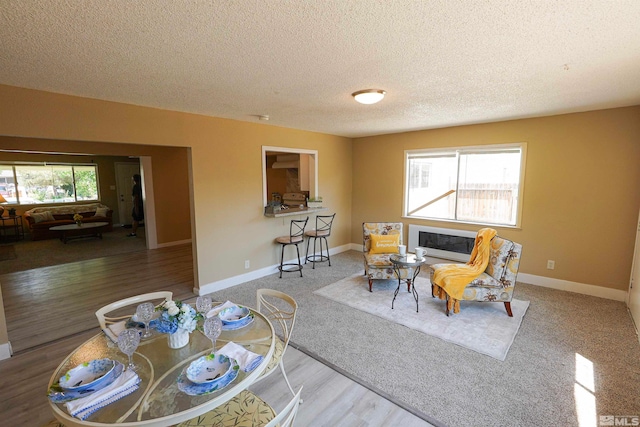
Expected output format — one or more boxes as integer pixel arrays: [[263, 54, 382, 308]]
[[23, 203, 114, 240]]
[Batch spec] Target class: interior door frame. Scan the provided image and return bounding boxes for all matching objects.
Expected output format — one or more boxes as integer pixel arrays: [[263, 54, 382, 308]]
[[115, 162, 140, 226], [114, 157, 157, 250]]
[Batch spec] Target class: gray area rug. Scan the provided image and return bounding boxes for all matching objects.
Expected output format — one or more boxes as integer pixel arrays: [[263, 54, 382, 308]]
[[314, 274, 529, 361], [207, 250, 640, 427]]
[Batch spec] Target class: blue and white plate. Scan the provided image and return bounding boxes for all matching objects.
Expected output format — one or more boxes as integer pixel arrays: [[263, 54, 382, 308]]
[[218, 305, 251, 326], [186, 353, 234, 384], [59, 358, 116, 392], [49, 362, 124, 403], [177, 358, 239, 396], [221, 313, 254, 331]]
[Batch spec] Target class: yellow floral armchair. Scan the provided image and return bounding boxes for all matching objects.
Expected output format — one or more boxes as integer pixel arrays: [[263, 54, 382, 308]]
[[429, 235, 522, 316], [363, 222, 412, 292]]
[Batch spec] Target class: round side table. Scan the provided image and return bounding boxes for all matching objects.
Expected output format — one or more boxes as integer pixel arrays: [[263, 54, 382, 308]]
[[389, 253, 426, 313]]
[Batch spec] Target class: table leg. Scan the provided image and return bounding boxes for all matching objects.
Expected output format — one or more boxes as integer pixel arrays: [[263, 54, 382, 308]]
[[411, 265, 421, 312], [391, 265, 402, 309]]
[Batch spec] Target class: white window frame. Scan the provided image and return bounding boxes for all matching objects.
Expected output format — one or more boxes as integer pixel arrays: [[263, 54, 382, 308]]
[[0, 162, 100, 205], [403, 143, 526, 228]]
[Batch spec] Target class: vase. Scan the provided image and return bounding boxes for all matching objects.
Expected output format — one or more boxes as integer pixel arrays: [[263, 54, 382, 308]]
[[76, 221, 82, 226], [167, 328, 190, 349]]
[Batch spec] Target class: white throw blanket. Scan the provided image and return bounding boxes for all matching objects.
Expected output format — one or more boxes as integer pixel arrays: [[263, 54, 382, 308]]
[[219, 341, 264, 372], [65, 369, 140, 420]]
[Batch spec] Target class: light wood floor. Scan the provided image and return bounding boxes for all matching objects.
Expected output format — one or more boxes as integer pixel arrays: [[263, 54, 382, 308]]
[[0, 246, 434, 427]]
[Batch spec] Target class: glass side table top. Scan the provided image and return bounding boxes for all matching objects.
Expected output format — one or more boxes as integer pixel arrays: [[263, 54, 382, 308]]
[[389, 253, 426, 267]]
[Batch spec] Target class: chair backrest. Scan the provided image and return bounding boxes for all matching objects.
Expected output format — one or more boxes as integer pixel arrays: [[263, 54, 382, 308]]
[[290, 217, 308, 239], [485, 236, 523, 288], [315, 213, 336, 235], [362, 222, 403, 252], [266, 386, 303, 427], [256, 289, 298, 357], [95, 291, 173, 332]]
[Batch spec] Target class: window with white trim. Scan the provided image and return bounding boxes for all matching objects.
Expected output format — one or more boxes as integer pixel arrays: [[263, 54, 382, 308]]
[[0, 163, 99, 204], [404, 144, 525, 227]]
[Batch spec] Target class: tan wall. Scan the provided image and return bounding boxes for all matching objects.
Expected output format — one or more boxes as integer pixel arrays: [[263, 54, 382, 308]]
[[352, 106, 640, 291], [0, 84, 352, 283]]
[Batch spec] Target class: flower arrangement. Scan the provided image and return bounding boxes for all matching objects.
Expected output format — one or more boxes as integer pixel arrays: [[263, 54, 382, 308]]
[[73, 213, 83, 224], [155, 300, 200, 334]]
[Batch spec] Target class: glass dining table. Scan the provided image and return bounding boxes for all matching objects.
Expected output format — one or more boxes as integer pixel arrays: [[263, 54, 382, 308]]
[[47, 306, 275, 427]]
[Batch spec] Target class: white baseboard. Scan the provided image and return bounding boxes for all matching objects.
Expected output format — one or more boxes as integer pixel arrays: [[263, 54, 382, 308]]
[[197, 244, 628, 302], [157, 239, 192, 249], [0, 341, 13, 360], [517, 273, 627, 301], [196, 244, 352, 295]]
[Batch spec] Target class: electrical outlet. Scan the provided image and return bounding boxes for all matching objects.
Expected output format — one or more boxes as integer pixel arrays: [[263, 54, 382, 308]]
[[244, 260, 250, 269], [547, 260, 555, 270]]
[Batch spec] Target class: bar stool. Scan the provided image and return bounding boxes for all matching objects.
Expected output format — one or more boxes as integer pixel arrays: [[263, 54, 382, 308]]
[[304, 213, 336, 269], [275, 217, 308, 278]]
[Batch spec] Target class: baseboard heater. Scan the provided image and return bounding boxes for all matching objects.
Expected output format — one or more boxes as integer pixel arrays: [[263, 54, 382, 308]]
[[407, 225, 476, 262]]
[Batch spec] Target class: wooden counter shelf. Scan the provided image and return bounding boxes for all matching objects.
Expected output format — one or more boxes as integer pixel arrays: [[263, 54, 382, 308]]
[[264, 207, 328, 218]]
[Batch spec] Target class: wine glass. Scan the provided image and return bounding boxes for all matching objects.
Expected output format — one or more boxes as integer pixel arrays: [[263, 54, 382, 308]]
[[117, 329, 141, 371], [203, 316, 223, 353], [196, 296, 212, 315], [136, 302, 155, 339]]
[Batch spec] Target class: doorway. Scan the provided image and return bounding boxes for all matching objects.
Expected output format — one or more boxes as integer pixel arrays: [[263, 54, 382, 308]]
[[115, 161, 141, 226]]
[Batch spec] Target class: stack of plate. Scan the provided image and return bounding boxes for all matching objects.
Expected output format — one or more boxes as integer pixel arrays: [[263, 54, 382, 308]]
[[178, 353, 240, 395], [218, 305, 253, 330], [49, 358, 124, 402]]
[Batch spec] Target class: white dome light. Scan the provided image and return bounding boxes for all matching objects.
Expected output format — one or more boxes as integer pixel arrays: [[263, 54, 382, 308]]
[[352, 89, 386, 104]]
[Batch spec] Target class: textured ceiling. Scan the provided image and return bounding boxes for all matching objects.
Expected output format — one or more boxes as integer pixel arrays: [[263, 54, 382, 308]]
[[1, 1, 639, 138]]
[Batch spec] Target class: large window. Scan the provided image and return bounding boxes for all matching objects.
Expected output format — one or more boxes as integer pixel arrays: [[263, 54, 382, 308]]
[[404, 144, 526, 227], [0, 163, 99, 204]]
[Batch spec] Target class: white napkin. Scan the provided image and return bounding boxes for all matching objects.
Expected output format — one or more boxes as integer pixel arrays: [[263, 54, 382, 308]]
[[105, 321, 126, 342], [206, 300, 237, 318], [65, 369, 140, 420], [219, 341, 264, 372]]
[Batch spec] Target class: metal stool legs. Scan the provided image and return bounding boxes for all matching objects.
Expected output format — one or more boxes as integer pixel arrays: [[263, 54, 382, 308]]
[[305, 235, 331, 269], [278, 241, 303, 278]]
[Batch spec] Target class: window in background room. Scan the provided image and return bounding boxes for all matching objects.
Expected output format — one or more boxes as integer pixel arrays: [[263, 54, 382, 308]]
[[2, 163, 99, 204], [404, 144, 526, 227]]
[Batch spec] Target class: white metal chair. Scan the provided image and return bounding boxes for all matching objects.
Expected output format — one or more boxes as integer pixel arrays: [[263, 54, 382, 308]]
[[252, 289, 301, 401], [95, 291, 173, 341], [176, 386, 303, 427]]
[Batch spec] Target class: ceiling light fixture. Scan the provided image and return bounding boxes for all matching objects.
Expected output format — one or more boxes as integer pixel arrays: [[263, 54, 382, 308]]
[[352, 89, 386, 105]]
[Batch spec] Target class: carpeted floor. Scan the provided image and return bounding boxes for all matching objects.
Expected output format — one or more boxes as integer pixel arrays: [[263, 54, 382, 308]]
[[314, 274, 529, 361], [0, 227, 147, 274], [207, 250, 640, 427]]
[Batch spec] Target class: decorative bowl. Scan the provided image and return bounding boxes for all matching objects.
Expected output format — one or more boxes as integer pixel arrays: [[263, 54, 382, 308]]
[[59, 358, 116, 391], [186, 353, 236, 384], [218, 305, 251, 325]]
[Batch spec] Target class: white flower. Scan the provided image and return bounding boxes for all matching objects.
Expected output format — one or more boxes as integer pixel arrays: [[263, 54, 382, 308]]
[[166, 300, 177, 309], [180, 305, 189, 313], [168, 306, 180, 316]]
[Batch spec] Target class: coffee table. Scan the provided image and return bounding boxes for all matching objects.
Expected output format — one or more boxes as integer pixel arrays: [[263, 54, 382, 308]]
[[389, 253, 426, 312], [49, 221, 109, 243]]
